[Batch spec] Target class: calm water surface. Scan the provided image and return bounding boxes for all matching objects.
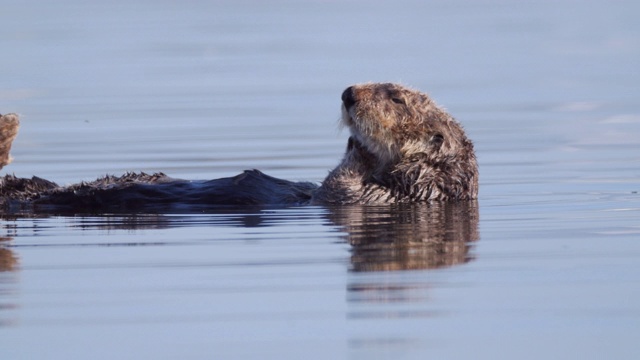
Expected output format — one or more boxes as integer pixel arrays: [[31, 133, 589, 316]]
[[1, 0, 639, 359]]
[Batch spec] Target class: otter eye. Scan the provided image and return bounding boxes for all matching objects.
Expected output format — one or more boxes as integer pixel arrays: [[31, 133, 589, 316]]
[[391, 97, 405, 105], [430, 134, 444, 146]]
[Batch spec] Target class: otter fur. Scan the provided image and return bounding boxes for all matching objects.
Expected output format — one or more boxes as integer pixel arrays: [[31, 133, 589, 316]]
[[0, 113, 19, 170], [313, 83, 478, 204], [0, 84, 478, 212]]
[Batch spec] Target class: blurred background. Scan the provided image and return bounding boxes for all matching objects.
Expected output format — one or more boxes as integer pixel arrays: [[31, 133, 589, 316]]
[[1, 1, 639, 359]]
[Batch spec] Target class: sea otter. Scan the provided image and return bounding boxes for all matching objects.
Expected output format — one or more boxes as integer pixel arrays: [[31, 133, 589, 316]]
[[313, 83, 478, 203], [0, 83, 478, 212]]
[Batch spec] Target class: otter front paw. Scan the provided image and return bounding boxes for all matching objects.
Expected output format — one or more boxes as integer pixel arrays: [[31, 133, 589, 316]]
[[0, 113, 20, 170]]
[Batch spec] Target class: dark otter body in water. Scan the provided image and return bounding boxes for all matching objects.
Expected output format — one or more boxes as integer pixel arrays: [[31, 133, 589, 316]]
[[0, 84, 478, 212], [0, 170, 317, 212]]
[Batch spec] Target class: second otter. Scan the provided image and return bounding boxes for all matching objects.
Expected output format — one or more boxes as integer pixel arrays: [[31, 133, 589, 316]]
[[0, 83, 478, 211]]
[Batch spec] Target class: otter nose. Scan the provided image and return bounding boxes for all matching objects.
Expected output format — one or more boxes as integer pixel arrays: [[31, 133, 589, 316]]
[[342, 86, 356, 109]]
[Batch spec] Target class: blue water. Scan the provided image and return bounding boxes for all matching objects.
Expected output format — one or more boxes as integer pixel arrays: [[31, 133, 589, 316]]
[[1, 0, 640, 359]]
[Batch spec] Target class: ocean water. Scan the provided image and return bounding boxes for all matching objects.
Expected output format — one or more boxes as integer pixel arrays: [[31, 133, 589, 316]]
[[1, 0, 639, 359]]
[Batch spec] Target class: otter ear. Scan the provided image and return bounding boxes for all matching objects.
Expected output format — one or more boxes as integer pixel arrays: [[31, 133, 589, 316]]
[[429, 133, 444, 148]]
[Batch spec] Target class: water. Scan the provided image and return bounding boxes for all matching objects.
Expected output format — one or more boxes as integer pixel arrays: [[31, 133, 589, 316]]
[[1, 0, 640, 358]]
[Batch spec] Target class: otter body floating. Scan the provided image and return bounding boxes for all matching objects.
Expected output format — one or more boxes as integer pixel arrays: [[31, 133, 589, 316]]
[[0, 84, 478, 212]]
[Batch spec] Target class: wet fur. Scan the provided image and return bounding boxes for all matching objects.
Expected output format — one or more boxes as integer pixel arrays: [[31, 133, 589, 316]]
[[313, 83, 478, 204], [0, 84, 478, 212], [0, 114, 19, 170], [0, 171, 316, 212]]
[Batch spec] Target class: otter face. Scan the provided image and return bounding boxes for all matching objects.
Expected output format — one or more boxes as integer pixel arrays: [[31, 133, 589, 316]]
[[341, 83, 466, 166]]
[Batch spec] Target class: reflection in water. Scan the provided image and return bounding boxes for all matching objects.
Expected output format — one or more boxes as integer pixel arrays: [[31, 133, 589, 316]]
[[337, 202, 479, 320], [0, 246, 18, 272], [0, 202, 479, 274], [0, 235, 18, 272], [0, 203, 479, 326], [329, 201, 480, 272], [0, 235, 18, 327]]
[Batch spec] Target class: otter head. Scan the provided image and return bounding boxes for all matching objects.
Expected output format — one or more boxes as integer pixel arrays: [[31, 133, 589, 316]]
[[341, 83, 471, 168]]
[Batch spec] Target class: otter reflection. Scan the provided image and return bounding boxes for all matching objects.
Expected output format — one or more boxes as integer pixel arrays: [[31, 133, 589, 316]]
[[0, 202, 478, 273], [0, 243, 17, 272], [329, 201, 479, 272]]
